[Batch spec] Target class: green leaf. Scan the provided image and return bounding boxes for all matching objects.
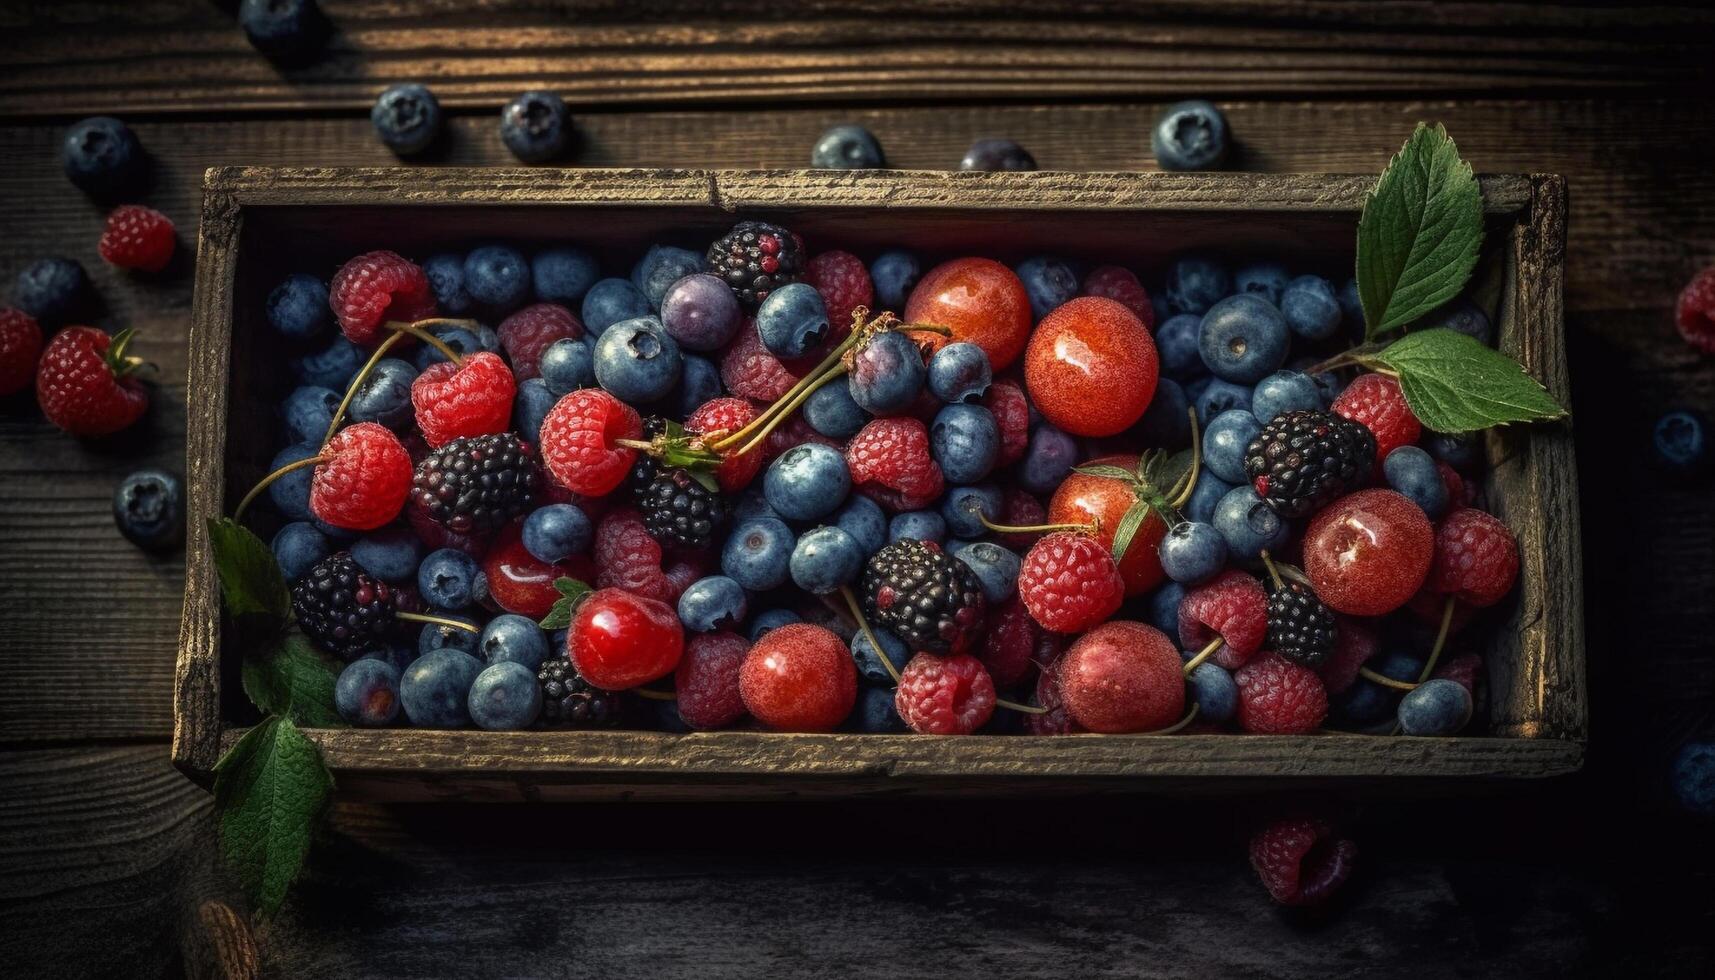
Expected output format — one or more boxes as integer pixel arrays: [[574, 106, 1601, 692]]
[[214, 717, 334, 916], [1376, 328, 1566, 433], [1109, 499, 1154, 564], [242, 632, 345, 728], [538, 577, 593, 631], [208, 518, 291, 623], [1357, 123, 1484, 340], [1072, 464, 1136, 483]]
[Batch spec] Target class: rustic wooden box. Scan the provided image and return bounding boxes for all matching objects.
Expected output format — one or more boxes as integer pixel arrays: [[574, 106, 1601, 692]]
[[174, 168, 1582, 800]]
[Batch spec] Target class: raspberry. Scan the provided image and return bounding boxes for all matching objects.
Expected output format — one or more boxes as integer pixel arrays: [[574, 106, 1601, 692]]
[[1177, 570, 1268, 670], [0, 307, 44, 396], [762, 411, 841, 462], [310, 422, 412, 530], [1429, 507, 1519, 607], [980, 594, 1045, 689], [862, 539, 987, 655], [1677, 265, 1715, 354], [1234, 653, 1329, 734], [1314, 616, 1375, 695], [1432, 652, 1484, 697], [1436, 461, 1473, 508], [895, 652, 996, 735], [411, 351, 516, 448], [846, 417, 945, 511], [686, 396, 763, 492], [540, 388, 642, 497], [983, 380, 1031, 467], [329, 250, 437, 346], [97, 205, 175, 272], [993, 488, 1046, 550], [804, 250, 874, 334], [1249, 818, 1357, 906], [1026, 654, 1084, 735], [674, 630, 749, 730], [497, 303, 583, 381], [291, 552, 396, 660], [738, 623, 856, 731], [593, 508, 676, 604], [720, 317, 806, 400], [1018, 532, 1125, 633], [35, 326, 148, 437], [408, 431, 541, 534], [1333, 373, 1420, 466], [1080, 265, 1155, 330], [1057, 621, 1185, 732]]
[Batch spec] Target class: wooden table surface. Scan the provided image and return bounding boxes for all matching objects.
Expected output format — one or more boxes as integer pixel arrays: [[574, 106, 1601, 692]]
[[3, 2, 1714, 977]]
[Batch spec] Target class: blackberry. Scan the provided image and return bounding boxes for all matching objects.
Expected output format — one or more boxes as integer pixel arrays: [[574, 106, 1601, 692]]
[[537, 658, 627, 727], [292, 552, 397, 660], [861, 539, 987, 655], [410, 432, 542, 534], [1267, 579, 1338, 668], [706, 220, 804, 310], [1243, 409, 1375, 518], [637, 467, 728, 549]]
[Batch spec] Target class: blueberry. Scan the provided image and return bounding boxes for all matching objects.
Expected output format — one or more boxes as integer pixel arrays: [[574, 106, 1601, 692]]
[[1199, 294, 1289, 384], [1014, 256, 1078, 321], [755, 282, 831, 359], [889, 510, 946, 545], [1332, 679, 1396, 727], [748, 608, 801, 641], [418, 548, 480, 610], [678, 575, 749, 631], [833, 495, 888, 555], [538, 337, 595, 396], [790, 526, 866, 594], [532, 247, 599, 306], [359, 643, 417, 675], [422, 253, 472, 315], [1279, 275, 1342, 341], [468, 661, 543, 731], [1202, 409, 1261, 484], [847, 685, 908, 732], [1165, 255, 1230, 316], [811, 124, 885, 169], [351, 527, 423, 584], [1183, 469, 1234, 525], [870, 250, 921, 310], [660, 273, 742, 352], [1017, 422, 1078, 495], [929, 403, 1001, 484], [401, 648, 483, 728], [927, 342, 993, 403], [733, 489, 783, 523], [850, 628, 910, 687], [336, 658, 402, 727], [804, 380, 869, 439], [1250, 370, 1322, 425], [267, 442, 318, 520], [13, 257, 87, 323], [418, 614, 481, 659], [1147, 581, 1186, 635], [1397, 678, 1473, 736], [370, 83, 442, 156], [479, 614, 550, 671], [281, 386, 338, 445], [722, 518, 795, 591], [1422, 432, 1481, 472], [631, 245, 705, 310], [1158, 521, 1228, 586], [1155, 313, 1206, 380], [512, 377, 556, 441], [1654, 409, 1709, 472], [847, 329, 925, 414], [1132, 377, 1191, 449], [1212, 485, 1289, 561], [952, 541, 1021, 604], [1338, 278, 1366, 340], [61, 116, 144, 197], [500, 90, 572, 163], [594, 316, 682, 403], [1384, 446, 1451, 519], [112, 468, 184, 552], [581, 278, 652, 337], [266, 274, 330, 340], [412, 326, 484, 372], [764, 443, 850, 522], [1151, 100, 1230, 171], [464, 244, 530, 312], [1186, 662, 1237, 723], [668, 354, 721, 420], [271, 522, 331, 582], [1421, 297, 1492, 346], [1671, 739, 1715, 816], [940, 484, 1002, 539], [1232, 261, 1289, 306], [959, 138, 1037, 172], [349, 357, 418, 431], [238, 0, 326, 58], [311, 516, 357, 543], [523, 504, 592, 564]]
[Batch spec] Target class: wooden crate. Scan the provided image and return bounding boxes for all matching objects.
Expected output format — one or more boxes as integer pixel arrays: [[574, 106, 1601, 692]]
[[174, 168, 1582, 800]]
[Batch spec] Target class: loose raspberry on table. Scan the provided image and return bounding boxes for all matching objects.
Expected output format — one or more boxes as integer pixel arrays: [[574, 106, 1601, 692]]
[[97, 205, 175, 272], [1177, 569, 1268, 670], [674, 630, 750, 730], [1018, 532, 1125, 634], [983, 380, 1031, 467], [1234, 652, 1329, 734], [720, 317, 805, 400], [0, 307, 44, 396], [1314, 616, 1375, 695], [1677, 264, 1715, 354], [1333, 372, 1420, 466], [895, 652, 996, 735], [411, 351, 516, 447], [804, 250, 874, 334], [686, 396, 764, 492], [1081, 265, 1155, 330], [540, 388, 642, 497], [1249, 817, 1357, 906], [993, 487, 1046, 550], [846, 416, 944, 511], [1429, 507, 1519, 608], [498, 303, 583, 381], [981, 594, 1044, 689], [329, 250, 437, 346], [1027, 654, 1084, 735], [310, 422, 412, 530], [35, 325, 148, 436]]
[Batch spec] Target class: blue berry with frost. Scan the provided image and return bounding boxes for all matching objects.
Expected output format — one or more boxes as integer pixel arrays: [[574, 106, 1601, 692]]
[[748, 608, 801, 641], [418, 548, 480, 610], [1158, 521, 1228, 586], [267, 273, 330, 340], [952, 540, 1021, 604], [940, 484, 1002, 539], [927, 342, 992, 403], [1164, 255, 1229, 315], [834, 495, 888, 555], [678, 576, 749, 631], [1151, 100, 1229, 171], [512, 377, 556, 440], [522, 503, 592, 564], [401, 649, 483, 728], [960, 138, 1036, 171], [1014, 256, 1078, 321], [13, 257, 87, 323], [790, 526, 866, 594], [1202, 408, 1261, 484], [272, 522, 332, 582], [113, 468, 184, 553], [660, 273, 742, 352], [1250, 370, 1322, 424], [582, 278, 652, 337], [423, 253, 472, 315], [764, 443, 850, 521], [804, 381, 869, 439], [756, 281, 831, 358], [349, 357, 417, 431], [811, 124, 885, 169], [371, 83, 442, 155], [469, 661, 543, 730], [1397, 678, 1472, 736], [539, 337, 595, 395], [337, 658, 402, 727], [1383, 446, 1450, 519], [1155, 313, 1206, 380], [1212, 485, 1289, 561], [418, 614, 480, 658], [631, 244, 705, 309], [500, 91, 571, 164], [931, 403, 1000, 484], [464, 244, 531, 312], [282, 386, 339, 444], [1232, 262, 1288, 305], [594, 316, 682, 403], [532, 247, 598, 305], [1199, 294, 1288, 384], [1654, 409, 1709, 473], [870, 250, 921, 310], [889, 510, 946, 545], [351, 527, 423, 584], [62, 116, 144, 197], [846, 329, 925, 415], [1279, 275, 1342, 341], [1017, 423, 1078, 495], [480, 614, 550, 671], [1186, 662, 1237, 723], [851, 628, 910, 686], [722, 518, 795, 591]]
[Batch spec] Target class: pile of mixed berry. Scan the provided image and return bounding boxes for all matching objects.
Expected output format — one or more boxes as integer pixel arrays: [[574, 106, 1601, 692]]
[[247, 223, 1518, 737]]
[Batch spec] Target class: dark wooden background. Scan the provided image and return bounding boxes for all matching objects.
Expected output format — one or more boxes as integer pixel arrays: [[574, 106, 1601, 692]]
[[3, 2, 1713, 976]]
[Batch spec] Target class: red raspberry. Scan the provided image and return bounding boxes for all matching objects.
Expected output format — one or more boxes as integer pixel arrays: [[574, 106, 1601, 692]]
[[1026, 654, 1084, 735], [310, 422, 412, 530], [1677, 264, 1715, 354], [1057, 621, 1185, 733], [1018, 531, 1126, 633], [805, 250, 874, 334], [1435, 460, 1475, 508], [593, 508, 672, 604], [329, 250, 437, 346], [0, 307, 43, 395], [739, 623, 856, 732], [983, 380, 1030, 467], [980, 595, 1044, 689], [994, 487, 1046, 550], [895, 652, 996, 735], [761, 410, 842, 463], [1234, 653, 1329, 734], [411, 351, 515, 447], [1081, 265, 1155, 330], [1177, 570, 1268, 670], [720, 317, 805, 400], [497, 303, 583, 381], [35, 326, 148, 436], [540, 388, 642, 497], [1432, 652, 1484, 697], [1314, 616, 1375, 695], [686, 396, 764, 492], [97, 205, 175, 273], [1429, 507, 1519, 607], [1249, 818, 1357, 906], [1333, 373, 1420, 466], [846, 417, 945, 511], [482, 523, 589, 618], [674, 631, 750, 730], [570, 587, 685, 690]]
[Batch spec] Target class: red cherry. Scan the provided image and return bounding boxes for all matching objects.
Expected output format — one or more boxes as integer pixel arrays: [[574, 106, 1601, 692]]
[[738, 624, 856, 732], [481, 523, 587, 619], [1046, 454, 1167, 597], [903, 257, 1033, 370], [569, 587, 685, 690], [1302, 489, 1433, 616], [1056, 621, 1184, 733], [1024, 296, 1157, 437]]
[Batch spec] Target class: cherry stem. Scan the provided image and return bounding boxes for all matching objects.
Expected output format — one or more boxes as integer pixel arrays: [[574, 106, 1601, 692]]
[[385, 319, 471, 366], [840, 586, 901, 685], [996, 697, 1049, 716], [1386, 595, 1460, 735], [710, 314, 873, 453], [232, 453, 326, 523], [729, 366, 848, 459], [320, 329, 408, 448], [1260, 550, 1285, 590], [1358, 667, 1419, 692], [1145, 701, 1200, 735], [1167, 407, 1203, 510], [396, 611, 480, 634], [1181, 636, 1223, 676], [633, 687, 677, 702], [1307, 342, 1385, 377], [977, 512, 1096, 537]]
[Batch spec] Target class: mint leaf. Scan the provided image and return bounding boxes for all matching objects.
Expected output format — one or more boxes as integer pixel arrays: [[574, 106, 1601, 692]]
[[214, 717, 334, 916], [538, 577, 592, 631], [242, 632, 345, 728], [1357, 123, 1484, 340], [1377, 328, 1566, 433], [208, 518, 291, 623]]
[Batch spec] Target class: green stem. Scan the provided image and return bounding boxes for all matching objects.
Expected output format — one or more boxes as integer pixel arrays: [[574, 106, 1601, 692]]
[[1181, 636, 1224, 676], [841, 586, 901, 686], [633, 687, 677, 702], [320, 328, 408, 448], [386, 320, 468, 366], [1260, 550, 1285, 590], [711, 325, 869, 453], [397, 611, 480, 634], [729, 366, 848, 459], [1388, 595, 1459, 735], [1359, 667, 1419, 692], [977, 513, 1096, 537], [1168, 407, 1203, 509], [1145, 702, 1200, 734], [996, 697, 1048, 715], [233, 454, 325, 523]]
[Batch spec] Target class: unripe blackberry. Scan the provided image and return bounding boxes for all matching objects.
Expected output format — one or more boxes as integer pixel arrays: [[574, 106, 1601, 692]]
[[409, 431, 542, 534], [861, 539, 987, 655], [706, 220, 804, 310], [1243, 409, 1375, 518]]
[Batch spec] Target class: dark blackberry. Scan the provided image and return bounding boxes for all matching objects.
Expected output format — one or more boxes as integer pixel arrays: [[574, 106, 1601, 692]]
[[1243, 409, 1375, 518], [706, 220, 804, 310], [537, 658, 627, 727], [1267, 579, 1338, 668], [410, 432, 542, 534], [861, 539, 987, 655], [291, 552, 397, 660], [637, 467, 728, 549]]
